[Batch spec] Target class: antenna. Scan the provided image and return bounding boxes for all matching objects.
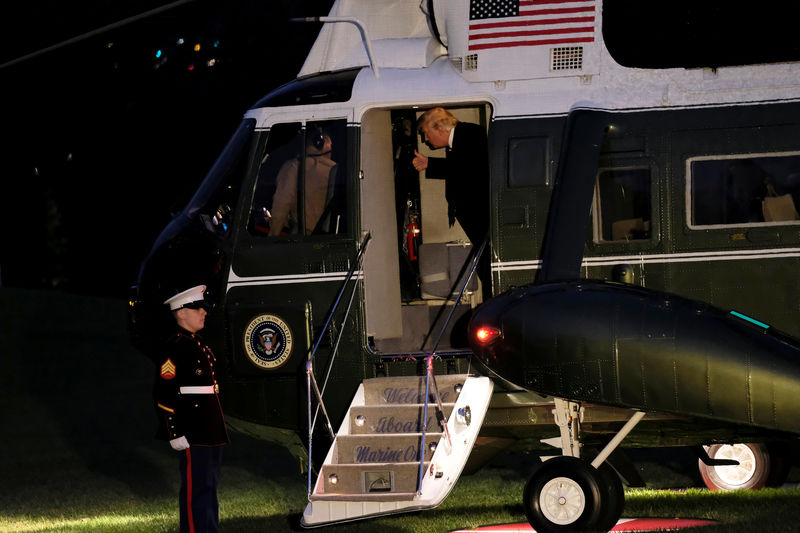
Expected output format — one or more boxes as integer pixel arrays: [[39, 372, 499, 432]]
[[0, 0, 197, 70], [291, 16, 380, 78]]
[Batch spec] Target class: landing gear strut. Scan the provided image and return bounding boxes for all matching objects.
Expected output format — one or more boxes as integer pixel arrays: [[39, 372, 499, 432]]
[[522, 398, 644, 532]]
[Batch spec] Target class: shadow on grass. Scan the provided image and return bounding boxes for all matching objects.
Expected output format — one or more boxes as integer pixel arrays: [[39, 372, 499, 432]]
[[0, 290, 177, 507]]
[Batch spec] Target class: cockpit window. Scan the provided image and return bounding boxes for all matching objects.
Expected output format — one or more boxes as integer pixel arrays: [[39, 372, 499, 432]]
[[688, 153, 800, 227], [250, 119, 348, 237], [184, 118, 255, 241]]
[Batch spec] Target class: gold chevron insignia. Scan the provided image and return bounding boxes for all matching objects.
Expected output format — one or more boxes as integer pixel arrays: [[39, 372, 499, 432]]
[[160, 358, 177, 379]]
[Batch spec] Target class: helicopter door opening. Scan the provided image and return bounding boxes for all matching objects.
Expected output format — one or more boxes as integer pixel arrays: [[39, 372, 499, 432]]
[[360, 105, 490, 355]]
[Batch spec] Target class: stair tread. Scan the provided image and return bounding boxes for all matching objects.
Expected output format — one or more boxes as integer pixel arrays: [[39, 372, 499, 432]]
[[363, 374, 470, 381], [362, 375, 469, 405], [337, 432, 443, 438], [309, 491, 419, 502], [353, 402, 457, 407], [323, 461, 430, 467]]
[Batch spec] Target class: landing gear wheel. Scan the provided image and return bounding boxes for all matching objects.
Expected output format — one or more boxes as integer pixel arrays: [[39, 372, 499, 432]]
[[523, 456, 602, 532], [699, 443, 770, 491], [594, 462, 625, 532], [765, 442, 792, 487]]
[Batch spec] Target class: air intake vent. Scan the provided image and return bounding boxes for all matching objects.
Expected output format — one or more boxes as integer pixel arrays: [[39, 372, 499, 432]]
[[550, 46, 583, 71], [450, 57, 463, 72], [464, 54, 478, 71]]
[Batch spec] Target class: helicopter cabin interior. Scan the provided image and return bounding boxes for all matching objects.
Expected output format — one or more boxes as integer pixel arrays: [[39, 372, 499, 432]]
[[360, 104, 491, 355]]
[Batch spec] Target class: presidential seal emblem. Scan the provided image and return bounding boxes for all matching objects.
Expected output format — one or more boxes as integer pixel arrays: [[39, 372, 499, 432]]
[[243, 314, 293, 369]]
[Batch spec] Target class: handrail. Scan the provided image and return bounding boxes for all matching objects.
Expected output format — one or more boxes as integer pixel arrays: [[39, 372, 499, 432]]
[[291, 16, 380, 78], [416, 235, 489, 493], [306, 232, 371, 497], [311, 276, 361, 431], [424, 236, 489, 356]]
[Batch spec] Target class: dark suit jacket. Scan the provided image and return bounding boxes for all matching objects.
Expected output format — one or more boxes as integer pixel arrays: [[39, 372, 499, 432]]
[[424, 121, 489, 246]]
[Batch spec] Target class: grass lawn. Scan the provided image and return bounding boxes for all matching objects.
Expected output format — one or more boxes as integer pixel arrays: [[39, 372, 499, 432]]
[[1, 289, 799, 532]]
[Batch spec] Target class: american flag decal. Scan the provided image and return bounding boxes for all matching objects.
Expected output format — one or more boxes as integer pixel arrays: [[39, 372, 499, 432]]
[[469, 0, 596, 51]]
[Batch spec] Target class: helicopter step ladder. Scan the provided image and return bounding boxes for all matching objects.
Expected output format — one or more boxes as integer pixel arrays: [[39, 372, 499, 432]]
[[301, 373, 493, 527]]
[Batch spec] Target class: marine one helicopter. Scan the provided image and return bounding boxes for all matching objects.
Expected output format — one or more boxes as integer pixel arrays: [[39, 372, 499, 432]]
[[129, 0, 800, 530]]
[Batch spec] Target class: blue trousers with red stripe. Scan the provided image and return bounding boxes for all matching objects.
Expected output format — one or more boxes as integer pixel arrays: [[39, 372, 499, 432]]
[[179, 446, 224, 533]]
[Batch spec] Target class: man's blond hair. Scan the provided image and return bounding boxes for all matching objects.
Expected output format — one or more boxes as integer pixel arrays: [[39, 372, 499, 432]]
[[417, 107, 459, 134]]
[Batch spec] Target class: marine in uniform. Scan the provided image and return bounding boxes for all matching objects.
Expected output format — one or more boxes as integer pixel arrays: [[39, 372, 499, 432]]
[[154, 285, 229, 533]]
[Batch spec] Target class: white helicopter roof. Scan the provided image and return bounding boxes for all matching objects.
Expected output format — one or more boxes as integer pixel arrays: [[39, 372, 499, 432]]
[[299, 0, 602, 81], [298, 0, 445, 75], [291, 0, 800, 119]]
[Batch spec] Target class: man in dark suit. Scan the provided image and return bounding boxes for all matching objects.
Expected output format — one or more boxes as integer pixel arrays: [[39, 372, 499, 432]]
[[412, 107, 491, 300], [154, 284, 229, 533]]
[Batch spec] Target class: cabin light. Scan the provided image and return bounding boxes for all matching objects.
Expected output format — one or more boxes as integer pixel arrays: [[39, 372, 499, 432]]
[[194, 43, 201, 52], [328, 473, 338, 485], [730, 310, 770, 329], [355, 415, 366, 427], [456, 406, 472, 426], [475, 326, 500, 345]]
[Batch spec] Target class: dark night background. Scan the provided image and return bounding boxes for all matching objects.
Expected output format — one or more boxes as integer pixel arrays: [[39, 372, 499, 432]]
[[2, 0, 334, 299], [5, 0, 800, 300]]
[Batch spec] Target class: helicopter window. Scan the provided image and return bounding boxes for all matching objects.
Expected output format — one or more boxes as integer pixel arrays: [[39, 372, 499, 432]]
[[508, 136, 549, 187], [250, 119, 348, 237], [689, 153, 800, 227], [593, 167, 652, 242], [188, 118, 255, 240]]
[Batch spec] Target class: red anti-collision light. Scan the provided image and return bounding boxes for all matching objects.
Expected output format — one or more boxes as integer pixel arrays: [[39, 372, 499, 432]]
[[475, 326, 501, 345]]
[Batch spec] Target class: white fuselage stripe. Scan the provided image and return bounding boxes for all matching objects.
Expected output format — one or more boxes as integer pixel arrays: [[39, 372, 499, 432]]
[[226, 248, 800, 288], [491, 247, 800, 271], [227, 270, 364, 290]]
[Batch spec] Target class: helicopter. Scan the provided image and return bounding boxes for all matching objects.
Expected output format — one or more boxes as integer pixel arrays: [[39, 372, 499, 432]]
[[129, 0, 800, 530]]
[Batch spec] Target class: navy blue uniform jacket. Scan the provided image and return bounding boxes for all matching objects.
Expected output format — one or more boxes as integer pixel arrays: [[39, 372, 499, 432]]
[[153, 328, 229, 446]]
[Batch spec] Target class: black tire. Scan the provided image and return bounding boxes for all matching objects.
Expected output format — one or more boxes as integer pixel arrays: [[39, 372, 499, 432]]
[[594, 462, 625, 532], [765, 441, 792, 487], [522, 456, 602, 532], [698, 443, 770, 491]]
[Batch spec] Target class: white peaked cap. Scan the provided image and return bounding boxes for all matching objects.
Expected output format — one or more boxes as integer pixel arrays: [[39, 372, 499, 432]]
[[163, 285, 207, 311]]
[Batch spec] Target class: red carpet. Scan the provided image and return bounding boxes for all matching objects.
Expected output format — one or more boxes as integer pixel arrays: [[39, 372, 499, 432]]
[[450, 518, 717, 532]]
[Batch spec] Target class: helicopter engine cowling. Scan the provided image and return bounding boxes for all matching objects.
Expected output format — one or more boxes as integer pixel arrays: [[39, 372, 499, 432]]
[[468, 279, 800, 435]]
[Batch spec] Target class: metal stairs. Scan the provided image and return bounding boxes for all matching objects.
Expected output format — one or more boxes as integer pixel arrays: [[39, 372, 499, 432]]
[[301, 373, 493, 527]]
